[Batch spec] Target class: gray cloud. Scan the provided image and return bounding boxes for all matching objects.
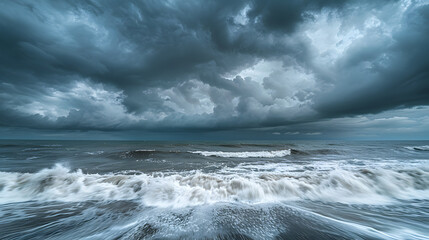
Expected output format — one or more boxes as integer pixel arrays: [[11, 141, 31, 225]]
[[315, 2, 429, 117], [0, 0, 428, 138]]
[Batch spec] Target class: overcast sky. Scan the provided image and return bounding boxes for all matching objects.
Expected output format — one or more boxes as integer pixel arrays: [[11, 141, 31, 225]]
[[1, 0, 428, 140]]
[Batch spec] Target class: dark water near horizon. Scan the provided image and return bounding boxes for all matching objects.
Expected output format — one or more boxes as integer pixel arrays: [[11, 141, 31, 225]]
[[0, 140, 428, 239]]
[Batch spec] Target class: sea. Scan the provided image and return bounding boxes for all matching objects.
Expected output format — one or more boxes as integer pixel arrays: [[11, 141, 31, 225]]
[[0, 140, 428, 240]]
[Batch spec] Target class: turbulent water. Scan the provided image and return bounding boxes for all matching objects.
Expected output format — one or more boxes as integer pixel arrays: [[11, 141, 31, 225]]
[[0, 140, 428, 239]]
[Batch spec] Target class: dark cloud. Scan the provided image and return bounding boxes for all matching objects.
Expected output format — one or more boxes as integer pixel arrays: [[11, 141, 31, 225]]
[[247, 0, 349, 33], [0, 0, 428, 138], [315, 2, 429, 117]]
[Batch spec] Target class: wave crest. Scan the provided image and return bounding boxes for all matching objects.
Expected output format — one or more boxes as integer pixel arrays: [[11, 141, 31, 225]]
[[191, 149, 291, 158], [1, 164, 428, 207], [405, 145, 429, 151]]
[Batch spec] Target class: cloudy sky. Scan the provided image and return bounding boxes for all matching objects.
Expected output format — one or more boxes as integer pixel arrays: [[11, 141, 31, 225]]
[[0, 0, 428, 140]]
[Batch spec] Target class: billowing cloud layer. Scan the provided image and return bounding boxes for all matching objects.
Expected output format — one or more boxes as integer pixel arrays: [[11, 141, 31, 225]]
[[0, 0, 428, 138]]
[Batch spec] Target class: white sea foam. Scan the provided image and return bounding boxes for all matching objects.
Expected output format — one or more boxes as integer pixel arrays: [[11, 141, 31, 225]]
[[191, 149, 291, 158], [86, 151, 104, 155], [405, 145, 429, 151], [134, 149, 156, 152], [0, 163, 428, 207]]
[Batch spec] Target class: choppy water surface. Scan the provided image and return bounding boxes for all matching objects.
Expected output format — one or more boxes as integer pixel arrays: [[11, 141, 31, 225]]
[[0, 140, 428, 239]]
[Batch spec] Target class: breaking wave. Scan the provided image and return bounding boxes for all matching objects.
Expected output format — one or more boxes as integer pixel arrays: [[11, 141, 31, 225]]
[[86, 150, 104, 155], [114, 148, 340, 159], [405, 145, 429, 151], [1, 164, 428, 207], [191, 149, 291, 158], [118, 149, 182, 159]]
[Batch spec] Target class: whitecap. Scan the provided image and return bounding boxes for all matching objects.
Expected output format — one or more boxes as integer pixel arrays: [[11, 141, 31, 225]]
[[191, 149, 291, 158], [1, 163, 428, 207]]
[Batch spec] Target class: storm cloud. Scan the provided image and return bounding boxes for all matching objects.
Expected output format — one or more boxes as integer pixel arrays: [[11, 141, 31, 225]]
[[0, 0, 428, 138]]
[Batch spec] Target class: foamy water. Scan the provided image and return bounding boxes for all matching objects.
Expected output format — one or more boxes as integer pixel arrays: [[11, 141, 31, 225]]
[[191, 149, 291, 158], [405, 145, 429, 151], [1, 163, 428, 207], [1, 140, 428, 239]]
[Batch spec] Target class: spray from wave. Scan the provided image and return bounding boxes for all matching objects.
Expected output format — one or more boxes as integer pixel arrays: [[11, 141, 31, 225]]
[[405, 145, 429, 151], [1, 163, 428, 207], [191, 149, 291, 158]]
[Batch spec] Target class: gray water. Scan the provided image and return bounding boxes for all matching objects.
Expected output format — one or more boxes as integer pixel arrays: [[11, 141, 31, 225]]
[[0, 140, 428, 239]]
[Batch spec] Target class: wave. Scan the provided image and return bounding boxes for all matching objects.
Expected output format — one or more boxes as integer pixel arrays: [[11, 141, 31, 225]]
[[119, 149, 183, 158], [86, 151, 104, 155], [21, 145, 63, 152], [134, 149, 156, 152], [0, 164, 428, 207], [119, 149, 161, 158], [191, 149, 291, 158], [116, 148, 337, 159], [405, 145, 429, 151], [292, 149, 339, 155], [213, 143, 290, 148]]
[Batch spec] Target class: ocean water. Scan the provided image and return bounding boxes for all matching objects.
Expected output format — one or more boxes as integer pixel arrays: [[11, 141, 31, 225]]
[[0, 140, 428, 240]]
